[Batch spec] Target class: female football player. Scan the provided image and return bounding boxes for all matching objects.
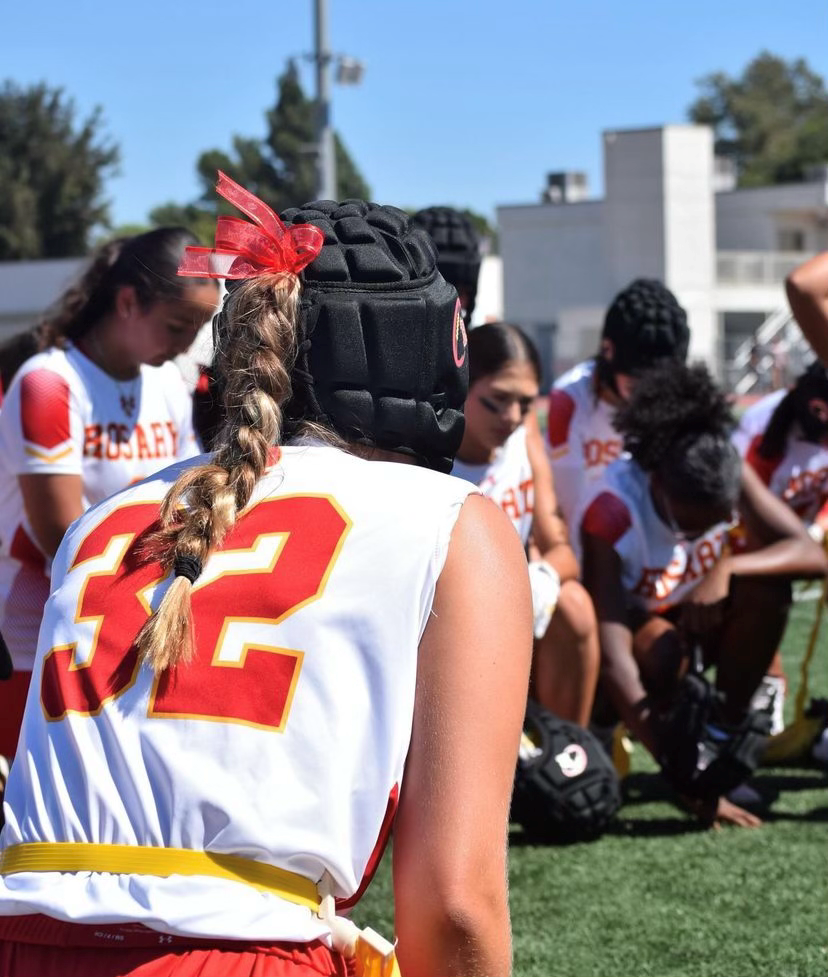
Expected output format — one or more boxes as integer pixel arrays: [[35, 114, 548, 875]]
[[578, 360, 827, 827], [0, 228, 218, 766], [0, 175, 532, 977], [453, 321, 599, 726], [547, 278, 690, 549]]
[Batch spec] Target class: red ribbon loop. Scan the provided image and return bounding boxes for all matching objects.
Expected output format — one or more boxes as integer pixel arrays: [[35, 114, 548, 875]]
[[177, 172, 324, 279]]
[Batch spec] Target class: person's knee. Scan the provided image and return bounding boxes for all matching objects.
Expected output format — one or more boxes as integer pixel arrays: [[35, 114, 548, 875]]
[[730, 575, 792, 610], [554, 580, 598, 646]]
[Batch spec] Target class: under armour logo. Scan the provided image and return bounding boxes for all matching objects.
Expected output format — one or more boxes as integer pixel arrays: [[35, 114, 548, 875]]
[[158, 935, 173, 944]]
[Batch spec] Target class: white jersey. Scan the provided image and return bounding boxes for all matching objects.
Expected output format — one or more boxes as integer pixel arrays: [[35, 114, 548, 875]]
[[452, 426, 533, 544], [0, 346, 199, 671], [577, 460, 738, 614], [0, 443, 475, 943], [732, 388, 828, 525], [745, 435, 828, 526], [731, 389, 787, 457], [546, 359, 623, 550]]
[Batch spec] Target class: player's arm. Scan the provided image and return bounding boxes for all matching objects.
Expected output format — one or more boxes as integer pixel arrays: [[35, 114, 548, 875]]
[[785, 251, 828, 365], [727, 464, 828, 580], [10, 367, 84, 557], [525, 411, 579, 582], [18, 474, 84, 558], [393, 493, 532, 977], [580, 526, 659, 757]]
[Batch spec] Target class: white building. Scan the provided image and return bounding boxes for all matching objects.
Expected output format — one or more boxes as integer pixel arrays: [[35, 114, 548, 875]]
[[0, 258, 85, 340], [497, 125, 828, 389]]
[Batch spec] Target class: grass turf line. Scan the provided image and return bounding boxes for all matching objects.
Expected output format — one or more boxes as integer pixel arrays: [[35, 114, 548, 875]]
[[352, 596, 828, 977]]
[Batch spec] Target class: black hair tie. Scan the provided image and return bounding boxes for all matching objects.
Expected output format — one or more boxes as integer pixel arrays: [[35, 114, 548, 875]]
[[174, 555, 203, 585]]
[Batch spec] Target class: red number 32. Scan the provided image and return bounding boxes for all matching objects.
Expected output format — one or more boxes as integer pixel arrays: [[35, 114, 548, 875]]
[[41, 496, 350, 731]]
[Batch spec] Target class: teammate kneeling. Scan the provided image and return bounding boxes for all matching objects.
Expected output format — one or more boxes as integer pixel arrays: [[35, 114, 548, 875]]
[[452, 322, 600, 727], [452, 323, 620, 844], [0, 175, 533, 977], [578, 361, 828, 827]]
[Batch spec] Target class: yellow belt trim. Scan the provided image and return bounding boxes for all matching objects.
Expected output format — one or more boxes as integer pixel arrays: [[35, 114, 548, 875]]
[[0, 843, 320, 913]]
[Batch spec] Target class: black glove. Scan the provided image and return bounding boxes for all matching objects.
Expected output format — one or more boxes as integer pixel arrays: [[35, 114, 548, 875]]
[[658, 673, 770, 802]]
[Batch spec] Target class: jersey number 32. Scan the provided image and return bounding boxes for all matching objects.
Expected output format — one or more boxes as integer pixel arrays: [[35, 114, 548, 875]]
[[40, 496, 350, 731]]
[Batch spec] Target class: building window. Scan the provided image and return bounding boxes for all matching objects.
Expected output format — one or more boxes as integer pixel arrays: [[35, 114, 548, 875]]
[[777, 228, 806, 252]]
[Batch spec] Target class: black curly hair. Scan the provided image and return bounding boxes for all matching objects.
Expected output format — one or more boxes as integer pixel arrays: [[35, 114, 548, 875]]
[[758, 361, 828, 458], [614, 361, 741, 506], [596, 278, 690, 393]]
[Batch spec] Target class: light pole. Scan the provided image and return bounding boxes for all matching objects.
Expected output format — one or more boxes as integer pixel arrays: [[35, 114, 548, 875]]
[[313, 0, 336, 201], [311, 0, 363, 201]]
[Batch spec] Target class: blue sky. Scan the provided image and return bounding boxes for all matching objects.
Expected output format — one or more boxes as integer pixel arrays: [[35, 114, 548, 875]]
[[3, 0, 826, 227]]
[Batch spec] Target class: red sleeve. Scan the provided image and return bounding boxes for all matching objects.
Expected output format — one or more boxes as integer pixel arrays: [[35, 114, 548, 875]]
[[581, 491, 632, 546], [546, 389, 576, 449], [20, 369, 71, 449], [745, 434, 781, 487]]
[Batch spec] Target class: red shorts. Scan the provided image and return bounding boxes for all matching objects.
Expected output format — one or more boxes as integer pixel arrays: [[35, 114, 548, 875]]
[[0, 915, 354, 977], [0, 671, 31, 760]]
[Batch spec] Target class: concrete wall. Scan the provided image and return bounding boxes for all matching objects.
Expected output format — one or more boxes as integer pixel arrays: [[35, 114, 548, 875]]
[[497, 200, 607, 328], [716, 182, 828, 252], [0, 258, 85, 341], [603, 127, 667, 286], [471, 254, 503, 326]]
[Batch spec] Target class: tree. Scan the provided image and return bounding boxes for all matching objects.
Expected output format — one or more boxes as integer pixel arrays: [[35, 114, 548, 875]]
[[0, 81, 120, 260], [457, 208, 498, 254], [688, 52, 828, 187], [150, 65, 370, 236]]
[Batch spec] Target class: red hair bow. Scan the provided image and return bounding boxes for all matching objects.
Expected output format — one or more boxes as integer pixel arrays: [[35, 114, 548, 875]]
[[177, 171, 324, 279]]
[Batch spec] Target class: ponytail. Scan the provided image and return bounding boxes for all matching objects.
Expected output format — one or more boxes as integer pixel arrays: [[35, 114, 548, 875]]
[[38, 227, 205, 348]]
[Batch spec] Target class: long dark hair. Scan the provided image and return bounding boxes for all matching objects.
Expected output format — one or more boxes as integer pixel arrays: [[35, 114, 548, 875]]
[[468, 322, 541, 387], [38, 226, 205, 347], [758, 362, 828, 458], [0, 227, 207, 393]]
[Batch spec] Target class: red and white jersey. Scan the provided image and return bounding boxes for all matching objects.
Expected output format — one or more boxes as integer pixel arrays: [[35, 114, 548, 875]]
[[578, 460, 738, 614], [733, 393, 828, 526], [745, 435, 828, 525], [452, 426, 533, 544], [0, 443, 475, 943], [0, 346, 198, 671], [731, 389, 786, 457], [546, 359, 623, 543]]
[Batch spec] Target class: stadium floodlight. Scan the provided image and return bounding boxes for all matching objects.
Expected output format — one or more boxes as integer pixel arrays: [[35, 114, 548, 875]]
[[301, 0, 364, 200], [335, 57, 365, 86]]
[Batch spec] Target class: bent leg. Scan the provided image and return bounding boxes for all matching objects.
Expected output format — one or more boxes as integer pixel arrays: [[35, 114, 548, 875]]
[[532, 580, 600, 726], [715, 576, 792, 722], [631, 614, 687, 706]]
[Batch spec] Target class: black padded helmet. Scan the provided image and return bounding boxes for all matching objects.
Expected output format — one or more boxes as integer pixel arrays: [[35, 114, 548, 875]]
[[278, 200, 468, 473], [410, 207, 481, 321], [601, 278, 690, 376]]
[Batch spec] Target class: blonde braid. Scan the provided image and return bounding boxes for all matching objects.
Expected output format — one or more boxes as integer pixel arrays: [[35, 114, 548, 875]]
[[135, 273, 301, 672]]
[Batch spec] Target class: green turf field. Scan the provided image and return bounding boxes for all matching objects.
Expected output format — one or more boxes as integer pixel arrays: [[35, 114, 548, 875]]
[[352, 593, 828, 977]]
